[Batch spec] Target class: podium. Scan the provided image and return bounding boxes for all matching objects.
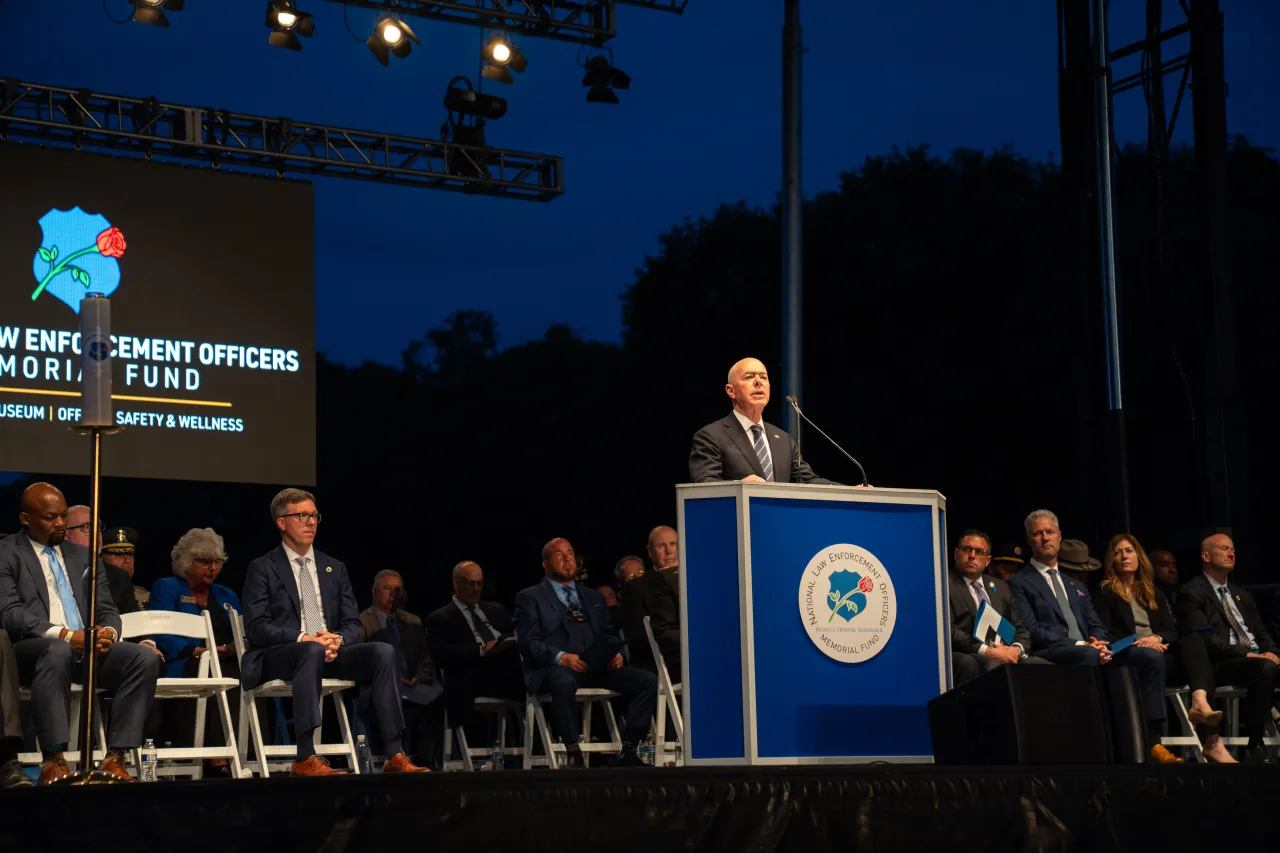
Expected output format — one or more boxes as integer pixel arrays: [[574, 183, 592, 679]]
[[677, 482, 950, 765]]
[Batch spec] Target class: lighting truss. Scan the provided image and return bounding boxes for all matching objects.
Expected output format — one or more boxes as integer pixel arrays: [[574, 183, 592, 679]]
[[0, 79, 562, 201], [321, 0, 615, 46], [613, 0, 688, 13]]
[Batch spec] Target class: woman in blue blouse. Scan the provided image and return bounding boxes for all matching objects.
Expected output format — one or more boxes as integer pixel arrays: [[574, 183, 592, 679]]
[[150, 528, 241, 777]]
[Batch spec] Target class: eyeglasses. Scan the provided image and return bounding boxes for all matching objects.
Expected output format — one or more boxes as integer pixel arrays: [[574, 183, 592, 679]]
[[192, 557, 224, 567], [68, 522, 97, 535], [280, 512, 321, 524], [457, 579, 484, 588], [957, 545, 992, 557]]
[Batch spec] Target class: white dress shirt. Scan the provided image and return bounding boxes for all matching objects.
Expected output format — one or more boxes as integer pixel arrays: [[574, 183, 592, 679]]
[[731, 408, 774, 477], [31, 539, 73, 639], [283, 542, 327, 640], [452, 595, 496, 645]]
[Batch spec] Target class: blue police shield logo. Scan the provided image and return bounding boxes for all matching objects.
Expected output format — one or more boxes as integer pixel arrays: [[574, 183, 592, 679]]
[[826, 570, 867, 623]]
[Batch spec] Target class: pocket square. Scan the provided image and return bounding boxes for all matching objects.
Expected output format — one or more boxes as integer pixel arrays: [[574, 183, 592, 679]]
[[1076, 590, 1086, 597]]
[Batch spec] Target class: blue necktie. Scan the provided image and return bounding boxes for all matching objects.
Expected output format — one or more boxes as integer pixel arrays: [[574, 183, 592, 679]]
[[561, 586, 580, 611], [751, 424, 775, 481], [46, 546, 83, 631]]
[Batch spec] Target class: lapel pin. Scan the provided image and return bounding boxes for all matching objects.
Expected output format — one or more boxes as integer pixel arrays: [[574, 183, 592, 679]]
[[325, 566, 333, 573], [774, 433, 780, 438]]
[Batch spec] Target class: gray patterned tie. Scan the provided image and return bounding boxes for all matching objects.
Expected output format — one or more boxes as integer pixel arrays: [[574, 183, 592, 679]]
[[296, 557, 325, 635], [1047, 569, 1084, 641], [750, 424, 774, 482], [1218, 587, 1257, 651]]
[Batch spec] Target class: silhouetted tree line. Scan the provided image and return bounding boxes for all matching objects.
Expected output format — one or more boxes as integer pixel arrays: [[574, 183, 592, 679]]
[[5, 139, 1278, 607]]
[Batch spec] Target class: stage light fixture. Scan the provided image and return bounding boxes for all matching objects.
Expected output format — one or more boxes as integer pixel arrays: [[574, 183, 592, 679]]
[[367, 15, 420, 66], [265, 1, 315, 51], [581, 53, 630, 104], [443, 77, 508, 121], [130, 0, 183, 28], [481, 33, 528, 86]]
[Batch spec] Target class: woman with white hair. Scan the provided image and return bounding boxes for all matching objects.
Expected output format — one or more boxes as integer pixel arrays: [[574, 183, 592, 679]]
[[149, 528, 242, 777]]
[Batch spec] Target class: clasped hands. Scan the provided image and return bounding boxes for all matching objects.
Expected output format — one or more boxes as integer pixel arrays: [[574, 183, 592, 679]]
[[67, 628, 115, 656], [982, 644, 1022, 665], [303, 631, 343, 662], [559, 652, 624, 673]]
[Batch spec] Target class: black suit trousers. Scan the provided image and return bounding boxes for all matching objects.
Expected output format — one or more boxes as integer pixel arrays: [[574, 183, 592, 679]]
[[257, 641, 404, 744], [1212, 655, 1278, 740], [542, 666, 657, 745], [14, 637, 160, 749]]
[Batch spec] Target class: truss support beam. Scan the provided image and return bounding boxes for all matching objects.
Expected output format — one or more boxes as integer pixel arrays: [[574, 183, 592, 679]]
[[0, 79, 563, 201], [321, 0, 615, 46]]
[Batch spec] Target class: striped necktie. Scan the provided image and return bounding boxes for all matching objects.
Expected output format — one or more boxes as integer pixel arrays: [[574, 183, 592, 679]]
[[750, 424, 774, 481]]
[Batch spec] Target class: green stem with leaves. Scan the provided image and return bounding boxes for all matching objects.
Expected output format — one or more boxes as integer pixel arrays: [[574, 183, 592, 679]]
[[31, 246, 100, 301]]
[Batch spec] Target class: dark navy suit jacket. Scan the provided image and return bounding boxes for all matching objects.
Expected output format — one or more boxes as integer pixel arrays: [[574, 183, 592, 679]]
[[513, 578, 620, 694], [1009, 563, 1108, 652], [239, 544, 361, 689], [0, 531, 120, 640]]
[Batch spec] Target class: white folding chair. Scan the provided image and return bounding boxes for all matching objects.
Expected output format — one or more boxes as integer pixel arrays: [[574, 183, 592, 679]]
[[120, 610, 244, 779], [441, 696, 525, 772], [1162, 685, 1205, 762], [1216, 685, 1280, 751], [643, 615, 684, 766], [229, 609, 359, 776], [16, 684, 108, 770], [523, 688, 622, 769]]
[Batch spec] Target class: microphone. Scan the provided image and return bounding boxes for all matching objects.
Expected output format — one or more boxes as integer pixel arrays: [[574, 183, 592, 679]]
[[786, 395, 870, 487]]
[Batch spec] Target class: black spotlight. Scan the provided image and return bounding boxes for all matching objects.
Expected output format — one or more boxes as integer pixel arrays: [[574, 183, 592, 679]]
[[481, 33, 528, 85], [443, 78, 508, 121], [131, 0, 183, 28], [581, 53, 630, 104], [265, 1, 314, 51], [367, 16, 420, 66]]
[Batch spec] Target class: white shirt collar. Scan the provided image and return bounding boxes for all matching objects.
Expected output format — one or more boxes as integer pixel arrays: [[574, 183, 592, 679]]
[[28, 537, 61, 561], [1029, 558, 1060, 579], [282, 542, 315, 566], [731, 408, 764, 433], [1205, 573, 1230, 592]]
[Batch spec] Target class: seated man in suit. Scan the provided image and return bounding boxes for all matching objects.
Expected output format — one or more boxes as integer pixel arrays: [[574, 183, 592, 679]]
[[1177, 533, 1279, 763], [1009, 509, 1174, 763], [689, 357, 832, 484], [947, 528, 1045, 685], [240, 488, 427, 776], [0, 483, 161, 784], [100, 526, 149, 612], [622, 526, 683, 684], [514, 538, 657, 767], [426, 561, 525, 744], [359, 569, 442, 768]]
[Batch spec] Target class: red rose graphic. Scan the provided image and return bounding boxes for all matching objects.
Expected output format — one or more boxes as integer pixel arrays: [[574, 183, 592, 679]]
[[858, 576, 874, 594], [96, 227, 127, 258]]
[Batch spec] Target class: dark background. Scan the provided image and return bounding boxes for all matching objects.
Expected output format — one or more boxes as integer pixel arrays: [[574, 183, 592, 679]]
[[0, 3, 1276, 619], [0, 145, 316, 484]]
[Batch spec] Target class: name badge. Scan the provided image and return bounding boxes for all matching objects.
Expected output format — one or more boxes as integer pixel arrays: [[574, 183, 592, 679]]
[[181, 595, 197, 604]]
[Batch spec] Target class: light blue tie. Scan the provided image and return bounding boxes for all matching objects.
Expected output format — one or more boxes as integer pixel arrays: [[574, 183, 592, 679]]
[[561, 585, 580, 611], [46, 546, 83, 631]]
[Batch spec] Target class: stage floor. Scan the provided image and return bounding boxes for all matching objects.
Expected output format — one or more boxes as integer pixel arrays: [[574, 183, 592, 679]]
[[2, 763, 1274, 851]]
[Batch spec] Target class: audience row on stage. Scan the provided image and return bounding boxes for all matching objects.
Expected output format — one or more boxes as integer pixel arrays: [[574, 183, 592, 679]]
[[0, 483, 680, 789], [950, 510, 1279, 765]]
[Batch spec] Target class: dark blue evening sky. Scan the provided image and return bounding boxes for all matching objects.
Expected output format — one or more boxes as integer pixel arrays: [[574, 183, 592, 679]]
[[2, 1, 1276, 365]]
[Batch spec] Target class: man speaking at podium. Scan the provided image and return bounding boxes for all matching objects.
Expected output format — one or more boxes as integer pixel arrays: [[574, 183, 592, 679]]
[[689, 357, 832, 484]]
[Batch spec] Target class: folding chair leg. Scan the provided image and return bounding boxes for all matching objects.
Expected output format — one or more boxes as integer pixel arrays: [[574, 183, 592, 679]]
[[458, 727, 474, 772], [534, 704, 558, 769], [654, 693, 667, 758], [602, 701, 622, 751], [523, 701, 537, 770], [332, 692, 359, 773], [243, 692, 271, 778], [216, 690, 245, 780]]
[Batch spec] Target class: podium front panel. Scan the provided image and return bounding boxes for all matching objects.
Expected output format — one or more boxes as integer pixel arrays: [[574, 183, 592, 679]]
[[748, 497, 944, 762]]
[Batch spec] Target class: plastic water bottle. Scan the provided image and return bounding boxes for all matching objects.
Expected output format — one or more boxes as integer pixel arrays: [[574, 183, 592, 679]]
[[489, 740, 504, 771], [637, 736, 655, 766], [355, 734, 373, 775], [139, 739, 157, 782]]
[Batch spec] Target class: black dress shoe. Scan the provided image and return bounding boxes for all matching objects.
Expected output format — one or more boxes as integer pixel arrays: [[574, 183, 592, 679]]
[[610, 747, 646, 768], [202, 761, 233, 779], [1, 758, 34, 790], [562, 745, 585, 769], [1242, 742, 1275, 765]]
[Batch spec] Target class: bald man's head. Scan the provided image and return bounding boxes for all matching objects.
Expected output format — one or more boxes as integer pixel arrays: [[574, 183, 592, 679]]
[[725, 358, 770, 419], [647, 525, 679, 570], [1200, 534, 1235, 575], [20, 482, 69, 547], [452, 560, 485, 605], [65, 504, 92, 547]]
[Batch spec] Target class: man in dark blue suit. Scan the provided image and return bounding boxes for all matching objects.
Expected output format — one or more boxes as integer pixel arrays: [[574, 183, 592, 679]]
[[240, 488, 426, 776], [514, 538, 657, 767], [1010, 509, 1174, 763]]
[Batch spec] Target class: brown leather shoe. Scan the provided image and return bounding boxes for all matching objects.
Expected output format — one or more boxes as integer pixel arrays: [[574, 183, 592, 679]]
[[290, 755, 347, 777], [38, 756, 71, 786], [381, 752, 429, 773], [1150, 744, 1185, 764], [100, 751, 135, 782]]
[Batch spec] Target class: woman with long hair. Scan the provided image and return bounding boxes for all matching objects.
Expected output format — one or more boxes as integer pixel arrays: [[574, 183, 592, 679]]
[[1095, 533, 1234, 763]]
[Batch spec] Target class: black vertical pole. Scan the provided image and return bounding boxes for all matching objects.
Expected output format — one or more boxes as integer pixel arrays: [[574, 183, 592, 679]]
[[782, 0, 802, 445]]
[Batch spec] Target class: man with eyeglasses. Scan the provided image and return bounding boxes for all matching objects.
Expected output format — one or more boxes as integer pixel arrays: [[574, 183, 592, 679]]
[[0, 483, 161, 784], [240, 488, 427, 776], [427, 561, 524, 743], [947, 528, 1043, 686]]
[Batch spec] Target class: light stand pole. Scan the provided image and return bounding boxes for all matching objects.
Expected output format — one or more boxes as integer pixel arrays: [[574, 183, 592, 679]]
[[52, 293, 122, 786], [781, 0, 803, 445]]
